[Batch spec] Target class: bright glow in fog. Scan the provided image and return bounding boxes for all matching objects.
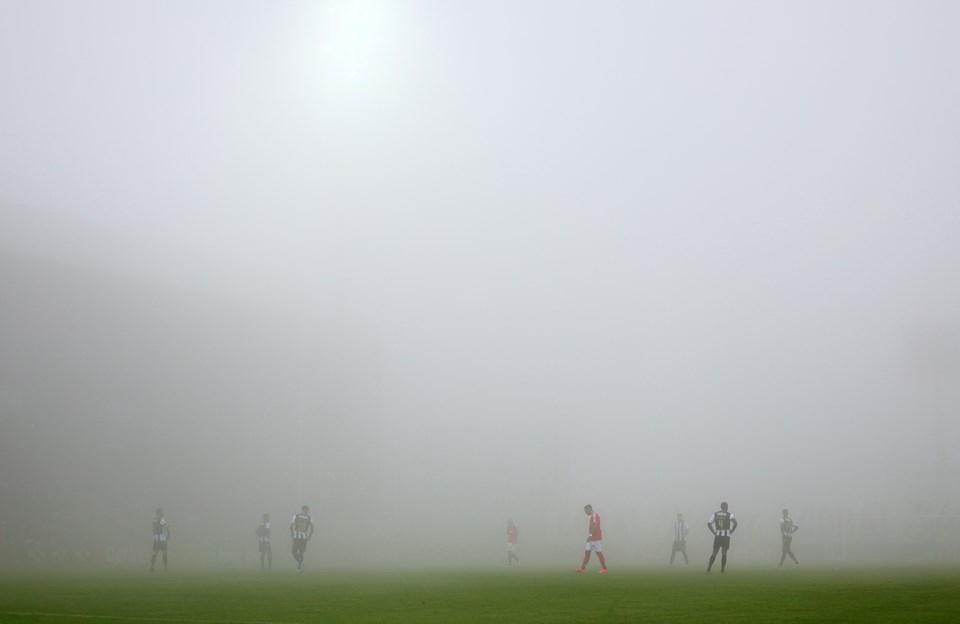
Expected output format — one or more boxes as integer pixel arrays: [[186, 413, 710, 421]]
[[313, 0, 386, 83], [0, 0, 959, 569]]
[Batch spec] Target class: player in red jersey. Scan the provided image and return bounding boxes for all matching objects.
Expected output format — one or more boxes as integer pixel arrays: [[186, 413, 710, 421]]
[[506, 519, 520, 567], [575, 504, 608, 573]]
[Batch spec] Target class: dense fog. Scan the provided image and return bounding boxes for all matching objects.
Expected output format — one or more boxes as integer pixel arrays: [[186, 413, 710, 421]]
[[1, 0, 959, 569]]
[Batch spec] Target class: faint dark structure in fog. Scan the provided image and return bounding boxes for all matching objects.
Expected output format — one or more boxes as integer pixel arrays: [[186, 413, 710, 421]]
[[902, 324, 960, 497]]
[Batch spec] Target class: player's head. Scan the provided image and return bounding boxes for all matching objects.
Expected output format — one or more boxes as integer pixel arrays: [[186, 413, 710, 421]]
[[584, 504, 593, 515], [156, 508, 163, 517], [301, 505, 309, 514], [677, 513, 683, 520], [263, 513, 270, 521], [720, 502, 728, 511], [782, 508, 789, 517]]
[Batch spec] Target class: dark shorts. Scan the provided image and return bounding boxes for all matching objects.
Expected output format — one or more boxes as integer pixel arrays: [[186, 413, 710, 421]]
[[782, 535, 793, 547], [671, 540, 686, 552], [153, 540, 168, 552], [713, 535, 730, 551], [259, 541, 272, 553], [292, 538, 308, 552]]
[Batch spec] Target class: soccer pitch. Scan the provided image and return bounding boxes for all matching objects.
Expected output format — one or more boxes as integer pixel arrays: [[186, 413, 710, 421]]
[[1, 566, 958, 623]]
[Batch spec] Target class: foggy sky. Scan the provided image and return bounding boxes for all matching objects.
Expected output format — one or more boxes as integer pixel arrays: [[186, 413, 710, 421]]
[[1, 0, 959, 567]]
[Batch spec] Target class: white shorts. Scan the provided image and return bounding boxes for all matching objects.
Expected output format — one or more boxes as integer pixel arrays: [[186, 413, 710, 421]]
[[585, 540, 603, 553], [506, 543, 518, 552]]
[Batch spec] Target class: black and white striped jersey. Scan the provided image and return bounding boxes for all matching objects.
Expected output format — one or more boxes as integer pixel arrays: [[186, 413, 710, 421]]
[[257, 522, 271, 543], [153, 516, 168, 542], [291, 513, 313, 539], [780, 516, 798, 537], [708, 510, 735, 536]]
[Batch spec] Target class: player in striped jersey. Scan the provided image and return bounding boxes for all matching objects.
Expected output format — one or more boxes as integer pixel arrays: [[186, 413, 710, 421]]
[[575, 504, 608, 573], [706, 501, 737, 574], [779, 509, 799, 567], [150, 508, 169, 572], [290, 505, 314, 571], [255, 513, 272, 570], [670, 513, 689, 565]]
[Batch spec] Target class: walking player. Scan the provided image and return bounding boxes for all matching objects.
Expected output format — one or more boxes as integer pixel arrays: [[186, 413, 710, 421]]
[[779, 508, 799, 567], [290, 505, 314, 571], [506, 519, 520, 567], [575, 504, 608, 573]]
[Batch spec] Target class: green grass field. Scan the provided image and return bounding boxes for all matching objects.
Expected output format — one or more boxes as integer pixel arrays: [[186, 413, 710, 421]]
[[2, 565, 959, 623]]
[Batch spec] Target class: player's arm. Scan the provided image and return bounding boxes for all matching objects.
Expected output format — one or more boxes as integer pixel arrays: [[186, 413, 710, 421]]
[[791, 523, 799, 534], [730, 517, 738, 534], [307, 518, 315, 540], [707, 517, 716, 535]]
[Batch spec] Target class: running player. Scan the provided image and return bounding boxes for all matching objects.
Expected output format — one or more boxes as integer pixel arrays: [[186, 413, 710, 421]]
[[779, 508, 799, 567], [706, 502, 737, 574], [575, 504, 608, 573], [670, 512, 689, 565], [256, 513, 272, 570], [290, 505, 314, 571], [150, 508, 169, 572], [506, 519, 520, 567]]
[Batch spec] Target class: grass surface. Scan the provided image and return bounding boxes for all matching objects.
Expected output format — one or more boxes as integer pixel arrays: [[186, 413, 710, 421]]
[[1, 565, 959, 623]]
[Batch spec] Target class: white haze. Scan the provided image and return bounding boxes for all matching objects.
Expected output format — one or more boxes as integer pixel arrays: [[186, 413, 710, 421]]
[[1, 0, 959, 568]]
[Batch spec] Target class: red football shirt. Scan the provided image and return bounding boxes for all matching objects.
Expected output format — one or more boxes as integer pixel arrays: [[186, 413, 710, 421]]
[[507, 521, 519, 544], [588, 512, 602, 541]]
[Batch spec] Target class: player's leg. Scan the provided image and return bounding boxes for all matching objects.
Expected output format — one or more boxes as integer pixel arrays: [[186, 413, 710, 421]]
[[150, 544, 158, 572], [680, 541, 688, 565], [707, 542, 720, 572], [670, 542, 677, 565], [577, 545, 591, 571], [786, 541, 798, 565], [267, 545, 273, 569], [720, 544, 728, 572], [161, 544, 168, 571], [596, 549, 607, 571]]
